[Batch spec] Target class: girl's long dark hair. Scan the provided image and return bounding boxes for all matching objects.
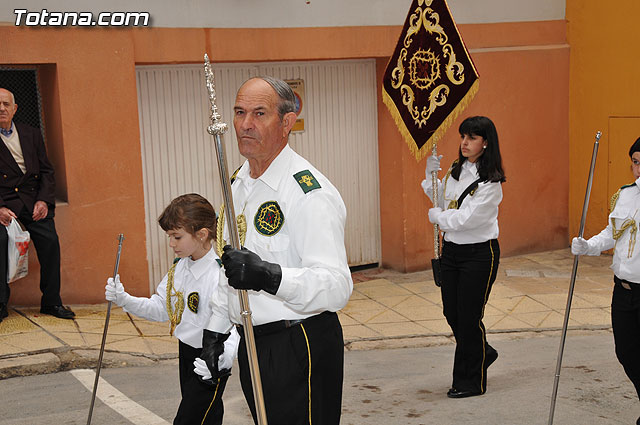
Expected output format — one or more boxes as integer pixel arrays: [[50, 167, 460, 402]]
[[450, 116, 506, 183]]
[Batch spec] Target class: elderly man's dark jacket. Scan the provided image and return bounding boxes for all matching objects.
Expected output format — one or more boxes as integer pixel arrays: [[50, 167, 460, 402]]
[[0, 122, 56, 217]]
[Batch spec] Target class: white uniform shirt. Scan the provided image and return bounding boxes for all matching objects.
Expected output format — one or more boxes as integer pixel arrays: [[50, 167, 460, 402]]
[[207, 144, 353, 332], [585, 177, 640, 283], [119, 246, 239, 353], [423, 160, 502, 244]]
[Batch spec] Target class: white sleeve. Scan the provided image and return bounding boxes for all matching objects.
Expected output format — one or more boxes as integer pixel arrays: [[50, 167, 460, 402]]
[[584, 217, 616, 255], [120, 274, 170, 322], [223, 326, 240, 359], [434, 181, 502, 232], [421, 178, 443, 207], [205, 268, 235, 333], [277, 190, 353, 313]]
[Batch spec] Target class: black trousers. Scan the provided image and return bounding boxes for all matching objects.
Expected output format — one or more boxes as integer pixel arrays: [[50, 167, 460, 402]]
[[440, 239, 500, 394], [175, 340, 228, 425], [238, 311, 344, 425], [0, 207, 62, 307], [611, 276, 640, 400]]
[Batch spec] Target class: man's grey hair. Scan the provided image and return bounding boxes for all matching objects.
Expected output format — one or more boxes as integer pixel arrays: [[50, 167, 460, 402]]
[[256, 76, 296, 119]]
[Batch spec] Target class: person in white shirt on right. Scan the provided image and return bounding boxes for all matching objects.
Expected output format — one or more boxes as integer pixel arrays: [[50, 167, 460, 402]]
[[572, 137, 640, 425]]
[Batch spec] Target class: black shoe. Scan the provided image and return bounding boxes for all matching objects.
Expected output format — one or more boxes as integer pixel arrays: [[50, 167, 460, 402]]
[[446, 388, 482, 399], [486, 348, 498, 368], [40, 305, 75, 319], [0, 303, 7, 322]]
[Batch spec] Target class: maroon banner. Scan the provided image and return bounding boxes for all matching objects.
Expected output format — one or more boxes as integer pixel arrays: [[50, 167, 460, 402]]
[[382, 0, 479, 160]]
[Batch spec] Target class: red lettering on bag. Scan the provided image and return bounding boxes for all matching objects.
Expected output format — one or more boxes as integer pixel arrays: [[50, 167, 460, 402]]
[[16, 241, 29, 256]]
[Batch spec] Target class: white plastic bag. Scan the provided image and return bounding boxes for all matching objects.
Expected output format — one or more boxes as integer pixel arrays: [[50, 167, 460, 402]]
[[6, 218, 30, 283]]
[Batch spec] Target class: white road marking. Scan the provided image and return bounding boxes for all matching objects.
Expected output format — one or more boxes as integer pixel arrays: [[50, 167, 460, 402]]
[[70, 369, 170, 425]]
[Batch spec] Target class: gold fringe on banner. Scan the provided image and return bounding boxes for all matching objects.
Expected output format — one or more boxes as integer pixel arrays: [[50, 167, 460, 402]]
[[383, 79, 479, 161]]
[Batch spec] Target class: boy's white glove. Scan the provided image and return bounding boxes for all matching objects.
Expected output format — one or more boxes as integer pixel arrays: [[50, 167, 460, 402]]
[[105, 274, 129, 306], [571, 237, 590, 256]]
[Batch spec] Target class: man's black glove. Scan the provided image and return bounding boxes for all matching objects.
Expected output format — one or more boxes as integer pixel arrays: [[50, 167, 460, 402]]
[[221, 245, 282, 295], [196, 330, 231, 384]]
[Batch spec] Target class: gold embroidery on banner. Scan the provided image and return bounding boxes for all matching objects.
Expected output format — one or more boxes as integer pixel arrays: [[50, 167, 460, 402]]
[[390, 0, 467, 130]]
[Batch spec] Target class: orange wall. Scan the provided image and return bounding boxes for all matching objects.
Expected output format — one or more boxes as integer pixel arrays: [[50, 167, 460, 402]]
[[0, 20, 569, 304], [567, 1, 640, 239]]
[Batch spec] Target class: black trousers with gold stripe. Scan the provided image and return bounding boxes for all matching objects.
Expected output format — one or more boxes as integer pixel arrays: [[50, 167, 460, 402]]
[[175, 340, 228, 425], [440, 239, 500, 394], [611, 276, 640, 399], [238, 311, 344, 425]]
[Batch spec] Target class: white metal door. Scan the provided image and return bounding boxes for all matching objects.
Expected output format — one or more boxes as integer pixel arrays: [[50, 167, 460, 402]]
[[136, 60, 380, 290]]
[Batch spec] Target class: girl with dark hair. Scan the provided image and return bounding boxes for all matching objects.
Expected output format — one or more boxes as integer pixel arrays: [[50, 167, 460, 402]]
[[421, 116, 506, 398], [572, 137, 640, 425], [104, 193, 239, 425]]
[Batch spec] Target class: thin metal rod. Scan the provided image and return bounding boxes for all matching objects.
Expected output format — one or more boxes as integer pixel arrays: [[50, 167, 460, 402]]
[[431, 145, 440, 258], [204, 54, 268, 425], [548, 131, 601, 425], [87, 233, 124, 425]]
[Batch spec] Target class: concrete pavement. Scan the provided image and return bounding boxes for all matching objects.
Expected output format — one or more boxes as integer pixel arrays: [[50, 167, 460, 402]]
[[0, 249, 617, 379]]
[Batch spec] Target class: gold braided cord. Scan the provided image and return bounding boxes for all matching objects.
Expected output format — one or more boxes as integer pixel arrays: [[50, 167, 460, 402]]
[[442, 160, 456, 210], [612, 218, 637, 259], [165, 262, 184, 336], [216, 204, 226, 256], [216, 203, 247, 256], [610, 189, 622, 213]]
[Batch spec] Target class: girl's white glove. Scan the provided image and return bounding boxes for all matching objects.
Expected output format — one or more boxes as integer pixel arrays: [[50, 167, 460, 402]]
[[425, 154, 443, 178]]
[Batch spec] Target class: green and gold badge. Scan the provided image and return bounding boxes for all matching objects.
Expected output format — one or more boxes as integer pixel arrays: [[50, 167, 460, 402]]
[[254, 201, 284, 236], [294, 170, 321, 194]]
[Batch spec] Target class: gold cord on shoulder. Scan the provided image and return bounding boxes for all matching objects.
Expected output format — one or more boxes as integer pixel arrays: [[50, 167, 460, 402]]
[[442, 162, 456, 210], [166, 262, 184, 336], [610, 189, 622, 213], [216, 203, 247, 256]]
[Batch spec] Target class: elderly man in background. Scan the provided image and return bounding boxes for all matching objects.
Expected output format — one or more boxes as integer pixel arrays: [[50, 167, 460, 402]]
[[0, 88, 74, 321]]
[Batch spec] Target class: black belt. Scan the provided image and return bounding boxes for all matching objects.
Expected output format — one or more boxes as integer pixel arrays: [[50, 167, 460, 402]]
[[443, 239, 497, 247], [237, 311, 332, 337], [615, 275, 639, 290]]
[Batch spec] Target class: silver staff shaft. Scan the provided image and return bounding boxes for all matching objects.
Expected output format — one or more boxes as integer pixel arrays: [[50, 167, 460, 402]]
[[87, 233, 124, 425], [548, 131, 601, 425], [431, 145, 440, 258], [204, 54, 268, 425]]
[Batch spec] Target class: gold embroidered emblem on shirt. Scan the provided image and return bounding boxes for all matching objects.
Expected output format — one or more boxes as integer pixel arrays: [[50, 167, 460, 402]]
[[187, 292, 199, 314]]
